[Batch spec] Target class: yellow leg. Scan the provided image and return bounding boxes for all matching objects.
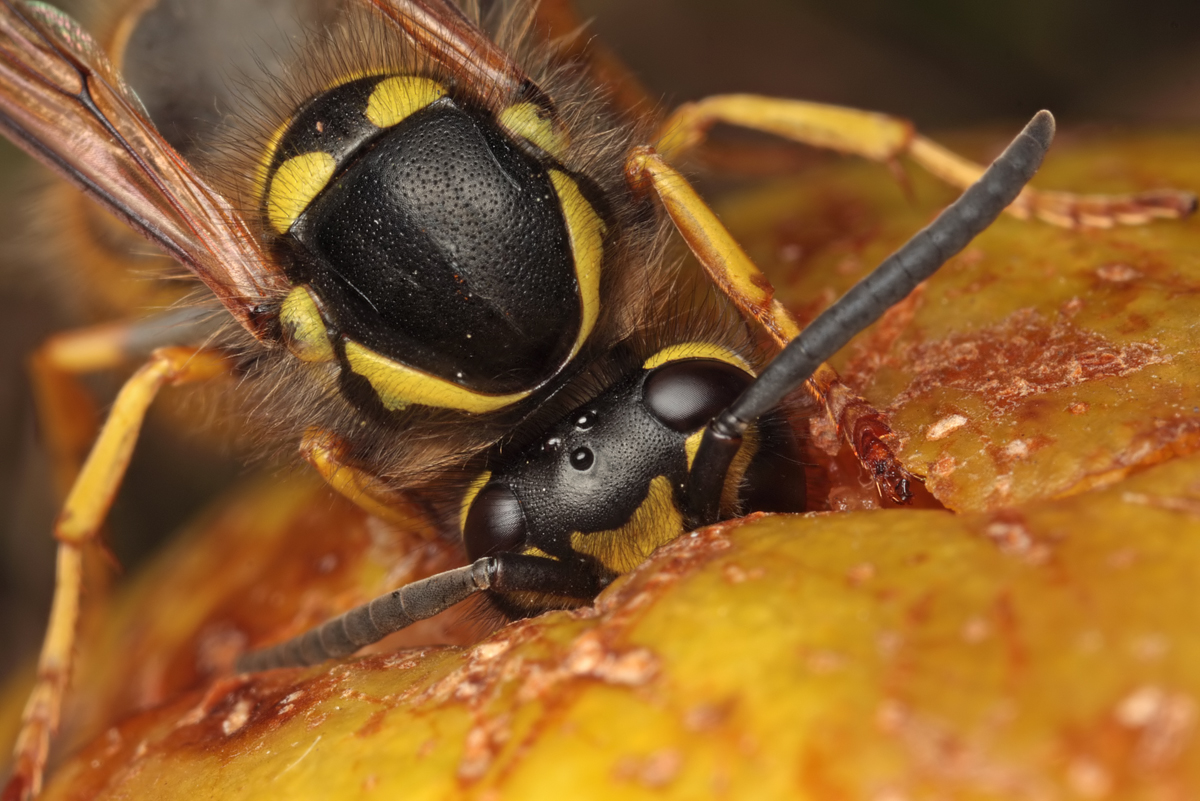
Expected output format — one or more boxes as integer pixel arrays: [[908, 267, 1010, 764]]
[[300, 428, 434, 530], [627, 146, 801, 348], [29, 335, 105, 504], [626, 146, 916, 504], [29, 310, 220, 499], [23, 321, 163, 736], [654, 95, 1197, 228], [5, 346, 227, 801]]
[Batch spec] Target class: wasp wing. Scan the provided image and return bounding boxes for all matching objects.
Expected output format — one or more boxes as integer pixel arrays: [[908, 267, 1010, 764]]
[[363, 0, 556, 114], [0, 0, 286, 336]]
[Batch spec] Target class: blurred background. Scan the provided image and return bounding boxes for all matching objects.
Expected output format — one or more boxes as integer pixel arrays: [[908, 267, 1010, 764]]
[[579, 0, 1200, 126], [1, 0, 1199, 687]]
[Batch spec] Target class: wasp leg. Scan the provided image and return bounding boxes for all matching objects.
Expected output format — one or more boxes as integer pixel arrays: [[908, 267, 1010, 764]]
[[237, 554, 599, 672], [300, 427, 435, 530], [654, 95, 1197, 228], [23, 309, 225, 674], [627, 144, 918, 503], [627, 146, 800, 345], [7, 344, 227, 801], [28, 309, 220, 499], [687, 112, 1055, 525]]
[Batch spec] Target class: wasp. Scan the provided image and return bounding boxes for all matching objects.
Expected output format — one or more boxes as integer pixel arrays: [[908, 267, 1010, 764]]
[[1, 0, 1194, 797]]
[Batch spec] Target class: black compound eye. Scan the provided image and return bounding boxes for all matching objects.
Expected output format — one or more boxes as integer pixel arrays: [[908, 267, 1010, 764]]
[[463, 483, 527, 561], [570, 447, 595, 471], [642, 359, 754, 433]]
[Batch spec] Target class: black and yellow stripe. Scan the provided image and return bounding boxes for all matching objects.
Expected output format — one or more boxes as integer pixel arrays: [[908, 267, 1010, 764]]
[[260, 73, 607, 414]]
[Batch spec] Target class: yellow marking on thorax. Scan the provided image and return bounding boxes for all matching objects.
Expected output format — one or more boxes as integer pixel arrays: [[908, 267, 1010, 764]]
[[549, 170, 605, 361], [280, 286, 335, 362], [344, 340, 530, 413], [459, 470, 491, 534], [267, 151, 336, 234], [366, 77, 446, 128], [255, 72, 436, 205], [568, 475, 683, 575], [254, 113, 294, 205], [683, 430, 702, 470], [642, 343, 755, 373], [498, 103, 570, 161]]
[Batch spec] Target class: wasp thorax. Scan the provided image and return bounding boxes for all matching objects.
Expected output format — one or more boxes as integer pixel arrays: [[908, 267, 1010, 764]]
[[264, 74, 607, 414]]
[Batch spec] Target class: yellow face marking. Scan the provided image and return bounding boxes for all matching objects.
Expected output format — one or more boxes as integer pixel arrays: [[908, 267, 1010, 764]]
[[267, 151, 336, 234], [723, 425, 759, 514], [549, 170, 605, 361], [459, 470, 492, 535], [254, 116, 294, 203], [498, 103, 570, 161], [568, 476, 683, 575], [365, 76, 446, 129], [642, 343, 755, 373], [684, 430, 703, 470], [280, 286, 335, 363], [521, 546, 557, 561], [344, 340, 531, 413]]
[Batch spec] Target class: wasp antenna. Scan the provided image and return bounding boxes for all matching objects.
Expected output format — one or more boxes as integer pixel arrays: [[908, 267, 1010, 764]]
[[236, 549, 605, 671], [685, 110, 1056, 526], [236, 561, 494, 672]]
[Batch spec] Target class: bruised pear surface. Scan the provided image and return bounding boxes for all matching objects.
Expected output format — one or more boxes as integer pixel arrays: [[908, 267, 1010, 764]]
[[36, 454, 1200, 800], [730, 131, 1200, 512], [3, 131, 1199, 799], [3, 474, 473, 765]]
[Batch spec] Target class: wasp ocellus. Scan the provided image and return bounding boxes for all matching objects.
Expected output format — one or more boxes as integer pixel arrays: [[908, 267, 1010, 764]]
[[1, 0, 1195, 796]]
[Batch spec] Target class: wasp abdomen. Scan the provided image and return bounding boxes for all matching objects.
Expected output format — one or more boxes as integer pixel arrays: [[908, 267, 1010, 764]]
[[264, 76, 606, 411]]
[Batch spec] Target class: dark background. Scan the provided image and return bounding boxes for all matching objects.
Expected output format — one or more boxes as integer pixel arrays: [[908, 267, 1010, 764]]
[[579, 0, 1200, 127], [2, 0, 1199, 686]]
